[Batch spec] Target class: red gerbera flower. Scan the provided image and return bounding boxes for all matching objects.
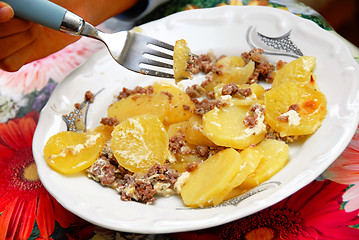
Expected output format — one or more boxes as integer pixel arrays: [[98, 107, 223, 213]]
[[220, 180, 359, 240], [0, 112, 78, 239], [172, 180, 359, 240]]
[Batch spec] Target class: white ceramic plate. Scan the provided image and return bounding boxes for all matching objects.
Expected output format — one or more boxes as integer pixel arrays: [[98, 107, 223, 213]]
[[33, 6, 359, 234]]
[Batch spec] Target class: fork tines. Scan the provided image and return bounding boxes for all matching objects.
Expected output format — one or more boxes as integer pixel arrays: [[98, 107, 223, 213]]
[[139, 35, 174, 78]]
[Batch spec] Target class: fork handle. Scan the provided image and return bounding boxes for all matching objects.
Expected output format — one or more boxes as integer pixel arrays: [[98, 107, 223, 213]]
[[3, 0, 85, 35]]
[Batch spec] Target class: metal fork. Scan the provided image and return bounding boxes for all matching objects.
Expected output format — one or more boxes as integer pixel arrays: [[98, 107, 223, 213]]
[[4, 0, 175, 78]]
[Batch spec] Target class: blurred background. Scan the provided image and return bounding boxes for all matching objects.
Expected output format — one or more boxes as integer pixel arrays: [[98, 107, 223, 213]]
[[300, 0, 359, 47]]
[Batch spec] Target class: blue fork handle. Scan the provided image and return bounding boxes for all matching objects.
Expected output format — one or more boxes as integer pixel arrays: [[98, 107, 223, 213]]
[[2, 0, 67, 30]]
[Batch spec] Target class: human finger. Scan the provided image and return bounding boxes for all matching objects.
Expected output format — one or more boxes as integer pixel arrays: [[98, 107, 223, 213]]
[[0, 17, 32, 37], [0, 24, 41, 61], [0, 1, 14, 23], [0, 39, 36, 72]]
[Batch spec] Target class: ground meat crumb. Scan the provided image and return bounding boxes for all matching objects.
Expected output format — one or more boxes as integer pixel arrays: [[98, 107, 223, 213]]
[[243, 104, 265, 128], [276, 60, 287, 70], [183, 104, 191, 111], [241, 48, 264, 64], [266, 128, 301, 143], [206, 91, 216, 99], [87, 157, 117, 186], [169, 132, 194, 155], [161, 91, 173, 101], [85, 91, 94, 103], [244, 115, 257, 128], [222, 82, 252, 98], [277, 115, 289, 122], [100, 117, 119, 127], [185, 161, 200, 172], [241, 48, 276, 84], [186, 55, 201, 75], [289, 103, 300, 112], [192, 98, 228, 115], [186, 84, 207, 98], [196, 145, 209, 158], [222, 82, 238, 95], [194, 53, 223, 74], [117, 86, 154, 100], [146, 163, 180, 187], [238, 88, 252, 98]]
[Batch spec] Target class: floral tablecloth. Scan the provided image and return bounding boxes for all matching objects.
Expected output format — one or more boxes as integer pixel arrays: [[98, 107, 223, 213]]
[[1, 0, 359, 239]]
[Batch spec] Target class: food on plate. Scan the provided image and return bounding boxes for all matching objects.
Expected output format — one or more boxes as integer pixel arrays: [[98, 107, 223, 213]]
[[43, 129, 107, 174], [265, 81, 327, 137], [111, 114, 169, 173], [43, 39, 327, 207], [202, 104, 267, 149]]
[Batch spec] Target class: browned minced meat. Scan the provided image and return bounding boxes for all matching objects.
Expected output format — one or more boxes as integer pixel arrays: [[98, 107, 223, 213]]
[[266, 128, 300, 144], [85, 90, 94, 103], [186, 55, 201, 75], [183, 104, 191, 111], [222, 82, 238, 95], [206, 91, 216, 100], [87, 156, 117, 186], [161, 91, 173, 101], [277, 103, 300, 122], [249, 61, 276, 84], [243, 115, 257, 128], [200, 73, 215, 88], [100, 117, 119, 127], [169, 132, 194, 155], [222, 82, 252, 98], [185, 161, 200, 172], [192, 98, 228, 115], [243, 104, 265, 128], [241, 48, 265, 64], [185, 84, 207, 98], [117, 86, 154, 100], [276, 60, 287, 70], [289, 103, 300, 112], [277, 115, 289, 122], [241, 48, 276, 84], [238, 88, 253, 98], [116, 164, 180, 204], [193, 53, 223, 74], [195, 145, 226, 158], [145, 163, 180, 188], [117, 175, 156, 203]]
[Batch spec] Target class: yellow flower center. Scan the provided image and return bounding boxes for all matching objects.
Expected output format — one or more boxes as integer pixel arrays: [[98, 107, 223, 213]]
[[23, 162, 39, 182], [245, 227, 275, 240]]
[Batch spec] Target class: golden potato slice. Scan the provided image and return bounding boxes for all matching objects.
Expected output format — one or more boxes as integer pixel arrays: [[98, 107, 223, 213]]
[[216, 55, 245, 69], [214, 82, 265, 106], [93, 125, 113, 141], [265, 81, 327, 137], [180, 148, 243, 207], [272, 56, 316, 88], [152, 82, 194, 124], [107, 92, 170, 123], [44, 130, 106, 174], [203, 58, 254, 91], [169, 150, 204, 173], [211, 146, 264, 205], [111, 114, 169, 173], [238, 139, 289, 189], [166, 121, 188, 138], [224, 139, 289, 200], [185, 115, 216, 147], [203, 105, 266, 149], [173, 39, 192, 81]]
